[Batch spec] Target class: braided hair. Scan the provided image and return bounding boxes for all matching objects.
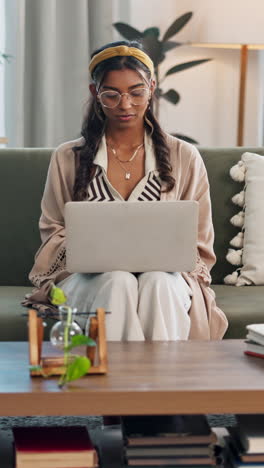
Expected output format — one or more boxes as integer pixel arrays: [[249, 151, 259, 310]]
[[72, 40, 175, 201]]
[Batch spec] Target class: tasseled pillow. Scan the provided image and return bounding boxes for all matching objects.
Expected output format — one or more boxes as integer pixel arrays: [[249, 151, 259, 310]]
[[230, 232, 244, 248], [232, 190, 245, 207], [224, 160, 246, 285], [224, 151, 264, 286]]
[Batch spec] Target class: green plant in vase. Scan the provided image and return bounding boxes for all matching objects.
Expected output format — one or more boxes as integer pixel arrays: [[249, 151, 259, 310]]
[[49, 284, 96, 388], [113, 12, 212, 143], [30, 285, 96, 388]]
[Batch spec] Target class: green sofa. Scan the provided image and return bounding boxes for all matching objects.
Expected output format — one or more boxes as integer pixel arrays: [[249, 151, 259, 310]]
[[1, 146, 264, 340]]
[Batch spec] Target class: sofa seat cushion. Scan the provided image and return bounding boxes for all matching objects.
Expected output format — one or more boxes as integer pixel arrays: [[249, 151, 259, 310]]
[[0, 286, 54, 341], [211, 285, 264, 339], [2, 285, 263, 341]]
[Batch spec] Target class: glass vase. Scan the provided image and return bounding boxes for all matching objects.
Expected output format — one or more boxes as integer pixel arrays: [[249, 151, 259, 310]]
[[50, 305, 82, 349]]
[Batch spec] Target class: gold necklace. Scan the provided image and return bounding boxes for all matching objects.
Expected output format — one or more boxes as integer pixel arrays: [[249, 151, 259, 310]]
[[107, 141, 144, 180]]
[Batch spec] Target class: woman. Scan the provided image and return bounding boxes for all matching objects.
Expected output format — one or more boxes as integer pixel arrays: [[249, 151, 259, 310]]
[[23, 40, 228, 341]]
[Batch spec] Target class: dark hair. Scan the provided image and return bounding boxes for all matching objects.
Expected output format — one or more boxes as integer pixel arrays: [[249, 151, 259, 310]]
[[73, 40, 175, 201]]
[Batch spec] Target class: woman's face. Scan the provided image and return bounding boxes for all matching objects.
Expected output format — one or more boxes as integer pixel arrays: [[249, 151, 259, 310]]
[[91, 68, 155, 128]]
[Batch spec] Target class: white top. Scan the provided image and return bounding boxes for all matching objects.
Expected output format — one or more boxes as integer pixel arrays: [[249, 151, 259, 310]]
[[91, 133, 160, 201]]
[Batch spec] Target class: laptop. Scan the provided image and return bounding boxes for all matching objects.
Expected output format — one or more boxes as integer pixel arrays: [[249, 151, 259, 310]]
[[65, 200, 198, 273]]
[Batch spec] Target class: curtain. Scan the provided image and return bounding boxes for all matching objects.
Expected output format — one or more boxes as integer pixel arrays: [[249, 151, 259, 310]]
[[0, 0, 5, 143], [4, 0, 129, 147]]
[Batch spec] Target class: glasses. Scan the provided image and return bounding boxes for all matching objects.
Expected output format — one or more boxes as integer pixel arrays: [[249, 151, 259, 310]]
[[98, 87, 150, 108]]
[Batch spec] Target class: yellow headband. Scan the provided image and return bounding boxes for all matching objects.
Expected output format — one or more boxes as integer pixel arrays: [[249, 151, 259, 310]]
[[89, 45, 154, 78]]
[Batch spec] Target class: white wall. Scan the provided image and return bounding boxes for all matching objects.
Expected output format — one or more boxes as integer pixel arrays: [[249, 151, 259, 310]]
[[129, 0, 264, 146]]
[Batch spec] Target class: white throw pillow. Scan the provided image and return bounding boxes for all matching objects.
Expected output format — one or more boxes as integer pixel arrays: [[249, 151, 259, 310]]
[[224, 152, 264, 286]]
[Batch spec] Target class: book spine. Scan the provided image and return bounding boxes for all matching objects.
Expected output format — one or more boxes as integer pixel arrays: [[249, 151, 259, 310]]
[[244, 350, 264, 359]]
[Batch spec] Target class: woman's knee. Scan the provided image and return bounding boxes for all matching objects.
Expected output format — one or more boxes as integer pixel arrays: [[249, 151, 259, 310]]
[[138, 271, 170, 288], [105, 271, 138, 290]]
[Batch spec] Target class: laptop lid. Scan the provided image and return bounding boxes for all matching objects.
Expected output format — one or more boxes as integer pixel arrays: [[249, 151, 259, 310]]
[[65, 200, 198, 273]]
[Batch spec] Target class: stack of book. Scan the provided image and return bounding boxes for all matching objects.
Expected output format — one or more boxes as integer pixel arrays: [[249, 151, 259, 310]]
[[225, 414, 264, 468], [12, 425, 98, 468], [121, 415, 220, 467], [244, 323, 264, 358]]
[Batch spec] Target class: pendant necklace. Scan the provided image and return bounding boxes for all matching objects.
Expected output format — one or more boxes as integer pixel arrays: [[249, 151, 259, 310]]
[[107, 141, 144, 180]]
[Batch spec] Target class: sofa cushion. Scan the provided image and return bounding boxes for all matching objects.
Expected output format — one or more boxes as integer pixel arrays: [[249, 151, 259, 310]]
[[211, 284, 264, 339], [199, 147, 264, 283], [0, 149, 52, 286], [2, 146, 264, 286], [0, 286, 54, 341], [2, 285, 263, 342]]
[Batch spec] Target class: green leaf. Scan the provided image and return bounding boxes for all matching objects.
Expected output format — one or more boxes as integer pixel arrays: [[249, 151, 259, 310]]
[[0, 52, 12, 63], [142, 36, 165, 67], [172, 133, 198, 144], [162, 41, 182, 53], [165, 59, 212, 77], [154, 87, 162, 99], [65, 356, 91, 383], [162, 12, 193, 41], [64, 335, 96, 351], [143, 27, 160, 38], [49, 284, 67, 305], [161, 89, 180, 105], [29, 365, 43, 371], [113, 22, 143, 40]]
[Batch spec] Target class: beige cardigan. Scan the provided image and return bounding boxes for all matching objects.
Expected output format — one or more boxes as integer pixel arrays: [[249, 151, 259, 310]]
[[23, 133, 228, 339]]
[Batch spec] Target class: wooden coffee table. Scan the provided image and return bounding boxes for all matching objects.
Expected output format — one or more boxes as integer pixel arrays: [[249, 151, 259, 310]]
[[1, 340, 264, 417]]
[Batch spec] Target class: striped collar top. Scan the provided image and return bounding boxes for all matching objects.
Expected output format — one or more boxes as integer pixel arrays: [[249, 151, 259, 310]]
[[88, 132, 161, 202]]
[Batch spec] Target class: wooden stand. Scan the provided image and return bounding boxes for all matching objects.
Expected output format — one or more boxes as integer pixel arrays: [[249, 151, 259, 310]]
[[28, 308, 108, 376]]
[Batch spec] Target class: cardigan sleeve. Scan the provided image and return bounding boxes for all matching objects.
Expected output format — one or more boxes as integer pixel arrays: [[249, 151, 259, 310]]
[[180, 145, 216, 285], [28, 142, 76, 289], [178, 143, 228, 339]]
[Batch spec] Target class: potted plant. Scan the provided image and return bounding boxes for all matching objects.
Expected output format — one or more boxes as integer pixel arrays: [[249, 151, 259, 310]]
[[29, 285, 96, 388], [113, 12, 211, 143]]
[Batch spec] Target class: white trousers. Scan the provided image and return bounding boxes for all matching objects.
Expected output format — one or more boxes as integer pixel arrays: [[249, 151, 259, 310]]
[[58, 271, 192, 341]]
